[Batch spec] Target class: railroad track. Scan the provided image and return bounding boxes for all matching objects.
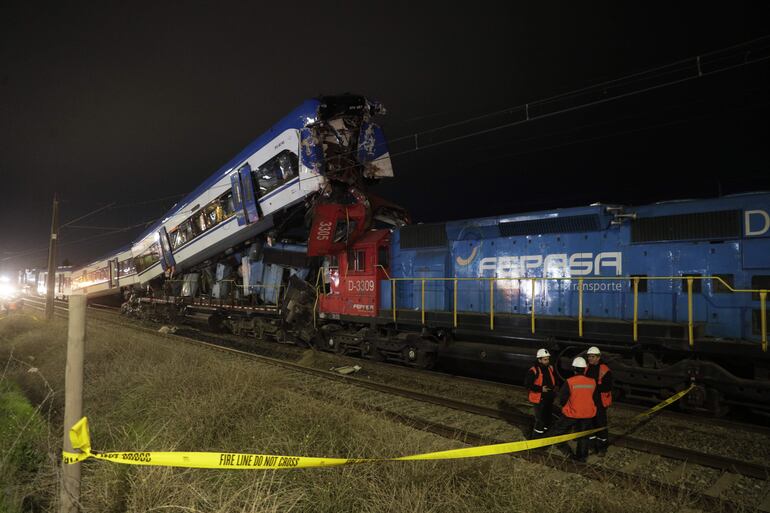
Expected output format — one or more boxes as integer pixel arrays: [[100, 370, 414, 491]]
[[21, 295, 770, 441], [17, 299, 769, 510]]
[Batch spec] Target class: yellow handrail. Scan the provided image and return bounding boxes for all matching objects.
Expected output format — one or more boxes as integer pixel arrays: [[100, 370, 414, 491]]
[[489, 280, 494, 331], [761, 291, 767, 353], [578, 278, 583, 337], [687, 278, 694, 348], [530, 278, 536, 334], [382, 275, 768, 352], [392, 280, 397, 323], [421, 279, 425, 325], [633, 277, 639, 342], [453, 278, 458, 328]]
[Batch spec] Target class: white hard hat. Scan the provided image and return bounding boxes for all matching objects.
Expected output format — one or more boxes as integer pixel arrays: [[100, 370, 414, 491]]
[[572, 356, 588, 368], [586, 346, 601, 355], [536, 349, 551, 358]]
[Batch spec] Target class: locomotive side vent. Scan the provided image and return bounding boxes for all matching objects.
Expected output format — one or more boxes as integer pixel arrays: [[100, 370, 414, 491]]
[[400, 223, 448, 249], [498, 214, 601, 236], [631, 210, 741, 243]]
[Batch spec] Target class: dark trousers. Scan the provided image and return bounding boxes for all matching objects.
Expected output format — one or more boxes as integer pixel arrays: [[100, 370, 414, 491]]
[[589, 405, 608, 451], [548, 415, 593, 459], [531, 395, 554, 438]]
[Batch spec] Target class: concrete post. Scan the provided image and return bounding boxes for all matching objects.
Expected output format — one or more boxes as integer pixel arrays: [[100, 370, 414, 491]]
[[61, 293, 85, 513]]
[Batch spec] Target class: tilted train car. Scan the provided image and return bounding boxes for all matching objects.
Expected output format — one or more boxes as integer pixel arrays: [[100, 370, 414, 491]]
[[130, 95, 394, 290], [316, 192, 770, 414]]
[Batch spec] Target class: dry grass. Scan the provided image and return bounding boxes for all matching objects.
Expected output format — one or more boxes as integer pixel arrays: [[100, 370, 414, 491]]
[[0, 312, 738, 513]]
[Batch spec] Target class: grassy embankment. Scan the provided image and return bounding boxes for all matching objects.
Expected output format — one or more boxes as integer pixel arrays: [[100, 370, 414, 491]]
[[0, 313, 711, 512]]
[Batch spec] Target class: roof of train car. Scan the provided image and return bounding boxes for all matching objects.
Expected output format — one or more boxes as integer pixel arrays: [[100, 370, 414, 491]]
[[440, 191, 770, 240]]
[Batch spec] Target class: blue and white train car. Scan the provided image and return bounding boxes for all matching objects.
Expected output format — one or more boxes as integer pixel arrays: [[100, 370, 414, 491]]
[[131, 95, 392, 285], [71, 246, 137, 298]]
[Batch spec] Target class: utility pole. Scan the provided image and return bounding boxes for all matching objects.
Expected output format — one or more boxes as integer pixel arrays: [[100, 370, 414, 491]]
[[61, 293, 85, 513], [46, 194, 59, 321]]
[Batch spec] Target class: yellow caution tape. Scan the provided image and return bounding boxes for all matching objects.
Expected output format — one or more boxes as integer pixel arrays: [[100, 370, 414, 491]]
[[62, 384, 694, 469]]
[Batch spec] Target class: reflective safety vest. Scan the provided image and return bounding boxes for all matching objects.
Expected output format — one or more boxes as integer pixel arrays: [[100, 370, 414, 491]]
[[528, 365, 556, 404], [585, 363, 613, 408], [597, 363, 612, 408], [561, 375, 597, 419]]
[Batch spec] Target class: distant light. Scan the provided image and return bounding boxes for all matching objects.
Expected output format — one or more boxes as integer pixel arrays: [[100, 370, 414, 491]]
[[0, 275, 9, 283], [0, 282, 17, 299]]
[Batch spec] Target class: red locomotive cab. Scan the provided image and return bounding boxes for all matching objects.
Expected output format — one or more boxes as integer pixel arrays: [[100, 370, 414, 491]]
[[319, 230, 390, 319], [307, 203, 368, 256]]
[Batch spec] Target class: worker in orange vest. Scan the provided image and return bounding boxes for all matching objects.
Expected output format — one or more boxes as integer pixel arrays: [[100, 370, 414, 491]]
[[524, 348, 558, 438], [585, 346, 613, 455], [547, 356, 597, 462]]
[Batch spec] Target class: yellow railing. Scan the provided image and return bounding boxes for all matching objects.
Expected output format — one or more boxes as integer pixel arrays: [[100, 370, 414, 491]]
[[383, 275, 768, 352]]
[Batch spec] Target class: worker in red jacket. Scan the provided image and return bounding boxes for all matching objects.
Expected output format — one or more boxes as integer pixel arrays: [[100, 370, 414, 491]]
[[524, 348, 558, 438], [584, 346, 613, 455], [547, 356, 597, 462]]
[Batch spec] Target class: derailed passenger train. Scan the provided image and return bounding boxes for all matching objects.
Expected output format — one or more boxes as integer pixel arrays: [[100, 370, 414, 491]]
[[54, 94, 769, 416], [68, 94, 403, 301]]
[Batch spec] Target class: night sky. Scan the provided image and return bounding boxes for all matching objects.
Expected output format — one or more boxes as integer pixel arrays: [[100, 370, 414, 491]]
[[1, 3, 768, 272]]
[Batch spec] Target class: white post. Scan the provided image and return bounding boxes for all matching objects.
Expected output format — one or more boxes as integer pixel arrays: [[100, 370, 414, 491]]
[[61, 294, 86, 513]]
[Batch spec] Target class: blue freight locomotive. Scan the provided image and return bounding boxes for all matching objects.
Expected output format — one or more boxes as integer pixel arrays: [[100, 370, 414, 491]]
[[317, 192, 770, 415]]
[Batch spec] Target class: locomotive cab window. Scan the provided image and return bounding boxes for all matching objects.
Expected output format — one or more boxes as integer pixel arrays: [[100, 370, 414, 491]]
[[347, 249, 366, 272], [334, 219, 357, 244]]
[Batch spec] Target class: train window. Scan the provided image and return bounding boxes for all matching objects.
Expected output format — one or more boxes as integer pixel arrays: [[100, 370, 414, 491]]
[[378, 246, 389, 269], [711, 274, 734, 294], [204, 203, 219, 227], [257, 150, 298, 196], [220, 191, 235, 218], [119, 258, 135, 277], [681, 274, 702, 293], [629, 275, 648, 293], [135, 243, 161, 273], [752, 275, 770, 301], [258, 161, 282, 195], [277, 151, 298, 179], [181, 220, 195, 242], [347, 250, 366, 272]]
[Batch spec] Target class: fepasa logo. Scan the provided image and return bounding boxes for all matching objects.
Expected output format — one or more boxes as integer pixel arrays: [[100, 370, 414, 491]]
[[458, 250, 623, 276]]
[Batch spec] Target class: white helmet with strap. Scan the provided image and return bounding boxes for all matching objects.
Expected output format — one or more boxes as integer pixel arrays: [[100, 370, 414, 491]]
[[536, 348, 551, 358], [572, 356, 588, 368]]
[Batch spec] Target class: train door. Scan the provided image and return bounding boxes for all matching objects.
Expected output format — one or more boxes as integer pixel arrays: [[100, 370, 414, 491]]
[[230, 165, 261, 227], [109, 258, 119, 288], [158, 227, 176, 271]]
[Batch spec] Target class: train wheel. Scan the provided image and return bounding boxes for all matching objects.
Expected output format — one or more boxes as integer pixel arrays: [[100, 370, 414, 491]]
[[326, 336, 345, 354]]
